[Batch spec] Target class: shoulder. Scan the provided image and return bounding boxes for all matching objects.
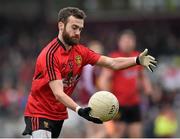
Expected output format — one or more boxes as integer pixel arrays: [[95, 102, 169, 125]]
[[37, 38, 60, 61], [73, 44, 90, 54], [74, 44, 87, 50], [40, 37, 59, 53], [44, 37, 59, 50]]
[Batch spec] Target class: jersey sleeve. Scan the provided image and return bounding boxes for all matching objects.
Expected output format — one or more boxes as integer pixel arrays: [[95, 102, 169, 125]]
[[44, 51, 62, 82], [82, 46, 101, 66]]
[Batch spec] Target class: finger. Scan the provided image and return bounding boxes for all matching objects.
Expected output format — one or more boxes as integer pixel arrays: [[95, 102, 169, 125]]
[[85, 116, 93, 122], [150, 60, 157, 64], [149, 62, 156, 68], [149, 66, 153, 72], [85, 116, 91, 121], [88, 115, 102, 122], [147, 55, 155, 60], [147, 65, 153, 72], [91, 117, 103, 124], [141, 49, 148, 56]]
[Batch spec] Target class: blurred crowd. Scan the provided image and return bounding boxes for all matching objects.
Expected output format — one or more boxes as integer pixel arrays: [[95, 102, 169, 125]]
[[0, 15, 180, 137]]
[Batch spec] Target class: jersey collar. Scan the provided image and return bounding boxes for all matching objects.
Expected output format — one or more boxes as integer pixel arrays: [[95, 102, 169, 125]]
[[57, 37, 66, 51]]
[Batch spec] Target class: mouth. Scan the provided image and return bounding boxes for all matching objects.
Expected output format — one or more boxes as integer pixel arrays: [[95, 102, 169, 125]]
[[72, 37, 80, 42], [73, 35, 80, 39]]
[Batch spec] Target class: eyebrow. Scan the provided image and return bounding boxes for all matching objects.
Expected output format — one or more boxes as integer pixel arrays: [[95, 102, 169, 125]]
[[72, 24, 84, 29]]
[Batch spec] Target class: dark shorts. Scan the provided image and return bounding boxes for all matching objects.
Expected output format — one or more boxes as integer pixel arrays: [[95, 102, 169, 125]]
[[116, 105, 141, 124], [22, 116, 64, 138]]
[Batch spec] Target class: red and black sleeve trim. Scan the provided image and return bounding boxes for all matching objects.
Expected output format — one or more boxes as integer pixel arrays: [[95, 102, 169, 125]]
[[46, 41, 59, 81]]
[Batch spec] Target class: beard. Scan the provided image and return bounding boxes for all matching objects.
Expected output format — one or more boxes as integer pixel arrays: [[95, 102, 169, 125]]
[[62, 28, 80, 46]]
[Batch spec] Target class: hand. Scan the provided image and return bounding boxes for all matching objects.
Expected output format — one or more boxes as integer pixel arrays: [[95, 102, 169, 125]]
[[136, 49, 157, 72], [76, 107, 103, 124]]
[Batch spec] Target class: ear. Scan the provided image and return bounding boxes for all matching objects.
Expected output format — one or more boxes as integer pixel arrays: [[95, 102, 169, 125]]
[[58, 22, 64, 32]]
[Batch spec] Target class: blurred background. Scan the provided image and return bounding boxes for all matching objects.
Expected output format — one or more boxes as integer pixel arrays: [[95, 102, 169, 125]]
[[0, 0, 180, 138]]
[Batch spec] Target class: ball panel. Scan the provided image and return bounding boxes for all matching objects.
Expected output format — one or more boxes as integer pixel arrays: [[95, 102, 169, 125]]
[[88, 91, 119, 122]]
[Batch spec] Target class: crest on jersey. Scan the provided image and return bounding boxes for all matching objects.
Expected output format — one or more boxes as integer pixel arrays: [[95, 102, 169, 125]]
[[75, 55, 82, 67]]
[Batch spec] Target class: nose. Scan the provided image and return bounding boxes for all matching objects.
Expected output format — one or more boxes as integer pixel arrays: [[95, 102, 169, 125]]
[[75, 29, 81, 36]]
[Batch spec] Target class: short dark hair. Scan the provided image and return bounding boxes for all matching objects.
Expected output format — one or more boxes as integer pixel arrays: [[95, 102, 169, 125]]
[[58, 7, 86, 23]]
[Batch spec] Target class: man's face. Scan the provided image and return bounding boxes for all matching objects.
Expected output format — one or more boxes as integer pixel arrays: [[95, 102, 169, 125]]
[[62, 16, 84, 45], [118, 34, 136, 53]]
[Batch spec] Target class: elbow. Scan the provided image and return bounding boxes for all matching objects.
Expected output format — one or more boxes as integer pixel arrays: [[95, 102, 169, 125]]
[[54, 94, 60, 100]]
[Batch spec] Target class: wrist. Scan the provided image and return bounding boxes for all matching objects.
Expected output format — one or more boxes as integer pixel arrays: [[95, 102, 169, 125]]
[[75, 106, 81, 113], [136, 56, 140, 65]]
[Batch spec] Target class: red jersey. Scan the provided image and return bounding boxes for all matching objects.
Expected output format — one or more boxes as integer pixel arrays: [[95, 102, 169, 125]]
[[110, 51, 143, 106], [24, 37, 100, 120]]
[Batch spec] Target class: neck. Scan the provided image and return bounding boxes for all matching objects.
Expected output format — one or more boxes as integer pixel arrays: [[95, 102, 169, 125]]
[[58, 33, 72, 51]]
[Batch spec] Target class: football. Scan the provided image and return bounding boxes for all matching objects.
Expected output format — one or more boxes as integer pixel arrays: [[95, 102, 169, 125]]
[[88, 91, 119, 122]]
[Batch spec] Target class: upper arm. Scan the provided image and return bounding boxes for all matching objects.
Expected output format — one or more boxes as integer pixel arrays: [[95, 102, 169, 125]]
[[81, 46, 101, 66]]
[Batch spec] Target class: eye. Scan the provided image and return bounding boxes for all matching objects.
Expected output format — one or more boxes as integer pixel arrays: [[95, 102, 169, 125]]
[[72, 25, 78, 30]]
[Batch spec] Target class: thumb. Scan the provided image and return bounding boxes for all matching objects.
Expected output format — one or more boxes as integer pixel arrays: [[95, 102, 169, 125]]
[[140, 49, 148, 57], [84, 107, 91, 112]]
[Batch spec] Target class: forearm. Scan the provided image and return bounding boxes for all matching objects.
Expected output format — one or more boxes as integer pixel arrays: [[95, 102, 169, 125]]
[[49, 80, 79, 112], [55, 91, 79, 112], [49, 80, 102, 123], [97, 56, 137, 70], [110, 57, 137, 70], [97, 49, 157, 72]]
